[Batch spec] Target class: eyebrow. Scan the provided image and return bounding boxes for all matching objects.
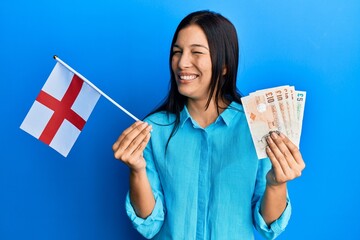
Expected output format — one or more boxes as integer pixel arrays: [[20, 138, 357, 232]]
[[173, 44, 209, 50]]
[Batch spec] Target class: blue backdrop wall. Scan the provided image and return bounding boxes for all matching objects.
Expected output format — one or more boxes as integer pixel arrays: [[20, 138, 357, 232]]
[[1, 0, 359, 239]]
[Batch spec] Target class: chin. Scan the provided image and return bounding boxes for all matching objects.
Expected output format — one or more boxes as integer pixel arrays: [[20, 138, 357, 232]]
[[177, 86, 192, 98]]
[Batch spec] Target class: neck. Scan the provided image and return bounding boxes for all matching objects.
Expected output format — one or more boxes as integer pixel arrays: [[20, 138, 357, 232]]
[[186, 98, 228, 128]]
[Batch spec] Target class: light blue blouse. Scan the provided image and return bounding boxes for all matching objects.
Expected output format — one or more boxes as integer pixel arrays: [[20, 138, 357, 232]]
[[125, 102, 291, 239]]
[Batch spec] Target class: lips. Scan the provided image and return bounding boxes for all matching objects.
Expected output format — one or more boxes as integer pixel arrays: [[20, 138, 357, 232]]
[[179, 74, 197, 80], [177, 73, 199, 82]]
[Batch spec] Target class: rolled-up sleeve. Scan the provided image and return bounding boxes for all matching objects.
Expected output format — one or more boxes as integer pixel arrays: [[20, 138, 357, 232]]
[[253, 195, 291, 239], [125, 192, 165, 239], [252, 158, 292, 240]]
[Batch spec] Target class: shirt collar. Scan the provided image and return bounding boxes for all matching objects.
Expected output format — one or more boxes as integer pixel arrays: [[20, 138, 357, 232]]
[[179, 101, 243, 128], [220, 101, 243, 126], [179, 105, 192, 128]]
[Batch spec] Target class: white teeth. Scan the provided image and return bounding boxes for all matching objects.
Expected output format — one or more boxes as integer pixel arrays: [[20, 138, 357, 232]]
[[179, 75, 197, 80]]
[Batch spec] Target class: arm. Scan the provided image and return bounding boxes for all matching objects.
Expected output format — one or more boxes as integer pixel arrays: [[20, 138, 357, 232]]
[[261, 131, 305, 225], [129, 168, 155, 218], [113, 121, 155, 218], [260, 183, 287, 225]]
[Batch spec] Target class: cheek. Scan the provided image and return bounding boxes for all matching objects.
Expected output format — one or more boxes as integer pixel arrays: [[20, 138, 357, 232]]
[[171, 56, 178, 71], [198, 56, 212, 68], [200, 60, 212, 76]]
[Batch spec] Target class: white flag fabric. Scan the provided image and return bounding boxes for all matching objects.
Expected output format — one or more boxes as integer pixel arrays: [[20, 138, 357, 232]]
[[20, 62, 101, 157]]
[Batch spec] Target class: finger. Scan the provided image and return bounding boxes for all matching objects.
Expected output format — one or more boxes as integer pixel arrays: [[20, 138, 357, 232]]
[[116, 122, 149, 152], [279, 132, 305, 170], [124, 124, 152, 157], [112, 121, 142, 151], [268, 132, 305, 179], [132, 132, 151, 157], [113, 122, 149, 160], [266, 145, 286, 182], [117, 121, 145, 143], [267, 133, 294, 177], [270, 132, 298, 168]]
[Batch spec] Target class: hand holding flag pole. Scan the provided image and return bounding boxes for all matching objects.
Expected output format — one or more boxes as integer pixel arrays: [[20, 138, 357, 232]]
[[20, 56, 140, 157], [53, 55, 139, 121]]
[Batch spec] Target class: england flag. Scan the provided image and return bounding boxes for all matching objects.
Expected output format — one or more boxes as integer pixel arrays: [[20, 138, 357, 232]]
[[20, 62, 101, 157]]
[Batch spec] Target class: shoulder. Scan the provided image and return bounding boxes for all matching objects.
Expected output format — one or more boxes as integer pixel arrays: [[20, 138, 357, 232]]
[[143, 111, 177, 146], [229, 101, 243, 112], [144, 111, 176, 126], [219, 101, 244, 125]]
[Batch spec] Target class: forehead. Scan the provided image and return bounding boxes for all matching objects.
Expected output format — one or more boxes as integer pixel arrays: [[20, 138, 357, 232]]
[[174, 24, 209, 47]]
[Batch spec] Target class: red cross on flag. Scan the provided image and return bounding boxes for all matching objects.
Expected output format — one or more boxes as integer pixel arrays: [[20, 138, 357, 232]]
[[20, 62, 101, 157]]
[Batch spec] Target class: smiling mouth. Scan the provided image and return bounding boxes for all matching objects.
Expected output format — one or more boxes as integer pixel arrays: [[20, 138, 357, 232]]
[[178, 74, 198, 81]]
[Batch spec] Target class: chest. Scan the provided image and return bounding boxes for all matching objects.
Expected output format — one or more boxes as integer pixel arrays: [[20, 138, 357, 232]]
[[153, 124, 259, 196]]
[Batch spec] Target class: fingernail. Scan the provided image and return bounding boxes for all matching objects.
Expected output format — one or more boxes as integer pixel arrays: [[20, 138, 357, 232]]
[[266, 135, 272, 143], [279, 132, 286, 139], [271, 132, 278, 139]]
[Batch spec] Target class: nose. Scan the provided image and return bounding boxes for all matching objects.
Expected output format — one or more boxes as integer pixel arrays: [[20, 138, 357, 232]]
[[177, 51, 192, 69]]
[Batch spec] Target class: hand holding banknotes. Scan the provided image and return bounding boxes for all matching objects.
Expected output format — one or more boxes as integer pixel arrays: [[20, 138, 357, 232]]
[[260, 130, 305, 225], [265, 131, 305, 186], [242, 85, 306, 159], [242, 85, 306, 183]]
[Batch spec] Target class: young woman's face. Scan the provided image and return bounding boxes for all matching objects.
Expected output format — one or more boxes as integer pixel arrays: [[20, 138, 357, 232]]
[[171, 24, 212, 102]]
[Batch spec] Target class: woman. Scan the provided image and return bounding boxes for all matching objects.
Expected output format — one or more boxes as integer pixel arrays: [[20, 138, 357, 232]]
[[113, 10, 305, 239]]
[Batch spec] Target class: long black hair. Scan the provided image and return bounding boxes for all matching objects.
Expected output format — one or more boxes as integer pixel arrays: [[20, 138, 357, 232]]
[[147, 10, 242, 149]]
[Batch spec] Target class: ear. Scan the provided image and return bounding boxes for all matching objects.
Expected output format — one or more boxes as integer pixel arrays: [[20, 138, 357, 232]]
[[222, 65, 227, 76]]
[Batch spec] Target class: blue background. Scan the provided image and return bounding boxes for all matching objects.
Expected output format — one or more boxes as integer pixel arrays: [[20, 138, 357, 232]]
[[1, 0, 359, 239]]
